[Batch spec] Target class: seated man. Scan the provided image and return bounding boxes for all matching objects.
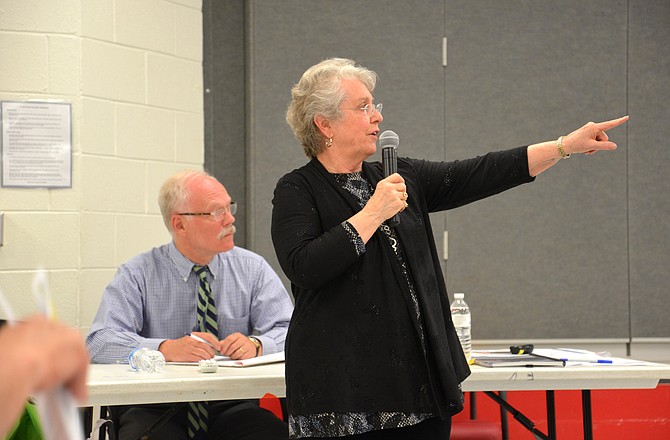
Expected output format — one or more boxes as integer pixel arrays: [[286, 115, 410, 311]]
[[86, 170, 293, 440]]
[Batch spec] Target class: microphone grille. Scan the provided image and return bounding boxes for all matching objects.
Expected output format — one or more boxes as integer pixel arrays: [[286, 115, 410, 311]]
[[378, 130, 399, 149]]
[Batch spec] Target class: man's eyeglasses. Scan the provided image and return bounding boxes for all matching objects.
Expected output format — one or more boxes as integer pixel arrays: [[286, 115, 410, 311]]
[[178, 202, 237, 222], [348, 103, 383, 118]]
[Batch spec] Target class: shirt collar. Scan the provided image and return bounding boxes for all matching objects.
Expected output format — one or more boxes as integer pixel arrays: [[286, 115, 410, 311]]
[[168, 241, 227, 282]]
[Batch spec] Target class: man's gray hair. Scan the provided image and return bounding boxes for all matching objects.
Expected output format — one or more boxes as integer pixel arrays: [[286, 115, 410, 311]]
[[158, 170, 216, 233]]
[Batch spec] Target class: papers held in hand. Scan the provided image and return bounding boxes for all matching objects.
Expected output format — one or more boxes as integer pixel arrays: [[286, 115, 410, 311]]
[[472, 352, 566, 368]]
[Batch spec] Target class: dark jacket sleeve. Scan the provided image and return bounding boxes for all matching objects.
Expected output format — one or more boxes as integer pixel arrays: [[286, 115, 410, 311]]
[[412, 146, 535, 212], [271, 172, 361, 291]]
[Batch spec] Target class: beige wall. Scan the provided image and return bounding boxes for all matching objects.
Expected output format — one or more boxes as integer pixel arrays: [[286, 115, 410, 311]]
[[0, 0, 204, 334]]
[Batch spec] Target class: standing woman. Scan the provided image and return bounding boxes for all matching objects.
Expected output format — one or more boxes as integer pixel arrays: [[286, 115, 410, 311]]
[[271, 57, 627, 440]]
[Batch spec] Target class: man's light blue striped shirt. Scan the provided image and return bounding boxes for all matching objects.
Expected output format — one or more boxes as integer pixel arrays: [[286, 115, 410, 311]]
[[86, 242, 293, 363]]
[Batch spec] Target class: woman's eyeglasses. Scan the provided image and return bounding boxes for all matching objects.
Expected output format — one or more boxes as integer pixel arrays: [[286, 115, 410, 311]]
[[348, 103, 383, 118]]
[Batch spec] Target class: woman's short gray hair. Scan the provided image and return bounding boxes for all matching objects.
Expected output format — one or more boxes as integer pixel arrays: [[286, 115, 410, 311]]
[[158, 170, 214, 233], [286, 58, 377, 158]]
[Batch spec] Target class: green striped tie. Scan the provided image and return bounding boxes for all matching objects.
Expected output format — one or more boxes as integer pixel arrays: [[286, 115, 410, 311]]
[[188, 265, 218, 439], [194, 265, 219, 335]]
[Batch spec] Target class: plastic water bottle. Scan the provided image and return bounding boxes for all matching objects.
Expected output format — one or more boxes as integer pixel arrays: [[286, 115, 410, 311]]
[[450, 292, 471, 360], [128, 348, 166, 373]]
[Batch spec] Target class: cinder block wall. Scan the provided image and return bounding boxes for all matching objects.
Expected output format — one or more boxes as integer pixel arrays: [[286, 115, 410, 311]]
[[0, 0, 204, 334]]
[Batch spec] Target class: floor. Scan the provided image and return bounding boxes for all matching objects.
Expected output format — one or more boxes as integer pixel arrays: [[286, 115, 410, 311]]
[[453, 383, 670, 439]]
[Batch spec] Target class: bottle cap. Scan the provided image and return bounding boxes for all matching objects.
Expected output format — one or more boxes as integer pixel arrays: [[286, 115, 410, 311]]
[[454, 293, 464, 299]]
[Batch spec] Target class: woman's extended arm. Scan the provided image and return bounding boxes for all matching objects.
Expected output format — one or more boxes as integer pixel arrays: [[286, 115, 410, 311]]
[[527, 116, 628, 177]]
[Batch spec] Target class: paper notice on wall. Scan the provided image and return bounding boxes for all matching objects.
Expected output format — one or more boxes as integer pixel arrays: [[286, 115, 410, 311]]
[[1, 101, 72, 188]]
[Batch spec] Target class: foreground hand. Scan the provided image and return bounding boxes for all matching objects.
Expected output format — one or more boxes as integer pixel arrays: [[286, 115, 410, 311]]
[[158, 332, 220, 362], [562, 115, 629, 155], [220, 332, 257, 360], [33, 316, 89, 402], [0, 315, 89, 401], [0, 316, 89, 438]]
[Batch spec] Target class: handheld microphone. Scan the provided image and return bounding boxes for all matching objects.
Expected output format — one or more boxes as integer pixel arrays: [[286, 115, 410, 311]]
[[379, 130, 400, 227]]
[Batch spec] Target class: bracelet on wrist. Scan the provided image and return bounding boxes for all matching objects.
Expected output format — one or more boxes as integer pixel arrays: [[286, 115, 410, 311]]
[[557, 136, 570, 159]]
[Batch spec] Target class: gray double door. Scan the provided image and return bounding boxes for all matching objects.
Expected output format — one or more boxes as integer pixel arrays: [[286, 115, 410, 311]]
[[206, 0, 669, 341]]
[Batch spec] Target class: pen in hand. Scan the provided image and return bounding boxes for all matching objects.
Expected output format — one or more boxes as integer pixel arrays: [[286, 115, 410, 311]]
[[189, 333, 221, 356]]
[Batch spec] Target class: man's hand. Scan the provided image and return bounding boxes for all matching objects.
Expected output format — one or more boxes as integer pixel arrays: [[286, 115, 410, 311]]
[[158, 332, 221, 362], [219, 332, 258, 360]]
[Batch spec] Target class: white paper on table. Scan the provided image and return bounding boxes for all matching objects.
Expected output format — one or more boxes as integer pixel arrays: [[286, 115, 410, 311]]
[[533, 348, 654, 366], [217, 351, 285, 367], [168, 351, 285, 367]]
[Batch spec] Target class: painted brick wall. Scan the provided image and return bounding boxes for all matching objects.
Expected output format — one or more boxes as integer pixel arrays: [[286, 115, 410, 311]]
[[0, 0, 204, 334]]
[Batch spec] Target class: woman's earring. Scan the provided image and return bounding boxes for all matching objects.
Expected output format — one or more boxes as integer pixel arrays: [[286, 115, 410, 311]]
[[326, 137, 333, 148]]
